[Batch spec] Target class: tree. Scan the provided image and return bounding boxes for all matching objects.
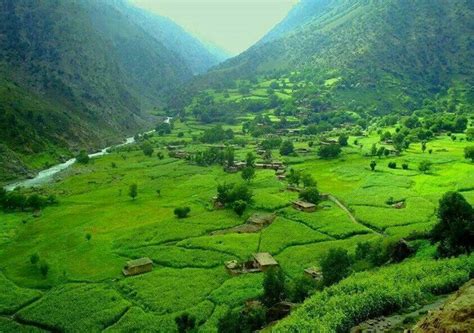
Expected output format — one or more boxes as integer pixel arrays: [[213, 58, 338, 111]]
[[225, 147, 235, 167], [246, 152, 256, 168], [289, 276, 316, 303], [129, 184, 138, 200], [279, 140, 294, 156], [76, 150, 89, 164], [338, 134, 349, 147], [370, 160, 377, 171], [418, 160, 432, 173], [464, 146, 474, 162], [262, 267, 286, 307], [175, 313, 196, 333], [286, 169, 301, 187], [233, 200, 247, 217], [466, 128, 474, 141], [376, 147, 385, 159], [318, 144, 341, 159], [320, 248, 352, 286], [431, 192, 473, 257], [370, 144, 377, 156], [421, 141, 427, 153], [301, 174, 316, 188], [142, 142, 154, 157], [27, 194, 46, 211], [174, 207, 191, 219], [241, 167, 256, 183], [299, 187, 320, 204]]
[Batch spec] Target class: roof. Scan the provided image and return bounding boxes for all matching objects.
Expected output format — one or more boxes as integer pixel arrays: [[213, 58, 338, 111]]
[[293, 200, 316, 208], [127, 257, 153, 268], [253, 253, 278, 266]]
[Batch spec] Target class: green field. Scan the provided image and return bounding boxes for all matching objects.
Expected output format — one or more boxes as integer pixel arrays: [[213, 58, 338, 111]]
[[0, 114, 473, 332]]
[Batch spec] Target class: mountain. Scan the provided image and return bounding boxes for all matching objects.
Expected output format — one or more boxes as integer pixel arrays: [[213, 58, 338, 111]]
[[114, 1, 229, 74], [0, 0, 223, 182], [201, 0, 474, 112]]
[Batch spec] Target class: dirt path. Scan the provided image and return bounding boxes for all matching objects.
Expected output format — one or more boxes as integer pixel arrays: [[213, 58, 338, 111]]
[[326, 194, 384, 236]]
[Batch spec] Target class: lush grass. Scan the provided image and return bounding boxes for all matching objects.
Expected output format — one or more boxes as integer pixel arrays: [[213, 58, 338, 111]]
[[0, 119, 472, 331]]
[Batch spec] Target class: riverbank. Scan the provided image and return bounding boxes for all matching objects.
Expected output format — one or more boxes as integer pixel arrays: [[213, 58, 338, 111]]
[[3, 117, 171, 191]]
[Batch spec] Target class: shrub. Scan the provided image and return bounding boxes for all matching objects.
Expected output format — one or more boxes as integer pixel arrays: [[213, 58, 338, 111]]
[[338, 134, 349, 147], [76, 150, 89, 164], [318, 144, 342, 159], [30, 253, 39, 265], [388, 162, 397, 169], [233, 200, 247, 217], [402, 163, 409, 170], [39, 261, 49, 277], [262, 267, 286, 307], [299, 187, 320, 204], [141, 143, 154, 157], [370, 161, 377, 171], [174, 207, 191, 219], [431, 192, 474, 257], [129, 184, 138, 200], [320, 248, 352, 286], [464, 146, 474, 162], [418, 160, 432, 173], [280, 140, 294, 156], [241, 167, 256, 183]]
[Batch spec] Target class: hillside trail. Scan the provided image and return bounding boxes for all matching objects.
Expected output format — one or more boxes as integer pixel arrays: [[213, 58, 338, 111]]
[[326, 194, 385, 236]]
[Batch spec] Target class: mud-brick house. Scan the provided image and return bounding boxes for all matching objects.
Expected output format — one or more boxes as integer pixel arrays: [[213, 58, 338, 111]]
[[253, 253, 278, 271], [123, 257, 153, 276], [292, 200, 316, 212]]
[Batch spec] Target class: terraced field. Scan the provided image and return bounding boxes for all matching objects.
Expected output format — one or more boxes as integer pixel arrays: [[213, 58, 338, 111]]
[[0, 118, 473, 332]]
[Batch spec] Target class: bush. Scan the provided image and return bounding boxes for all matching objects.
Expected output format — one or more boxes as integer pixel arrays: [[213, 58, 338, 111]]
[[262, 267, 286, 307], [418, 160, 432, 173], [299, 187, 320, 204], [318, 144, 342, 159], [464, 146, 474, 162], [370, 160, 377, 171], [280, 140, 294, 156], [39, 261, 49, 277], [129, 184, 138, 200], [174, 207, 191, 219], [388, 162, 397, 169], [402, 163, 409, 170], [142, 143, 154, 157], [431, 192, 474, 257], [76, 150, 90, 164], [320, 248, 352, 286], [338, 134, 349, 147], [233, 200, 247, 217], [30, 253, 39, 265]]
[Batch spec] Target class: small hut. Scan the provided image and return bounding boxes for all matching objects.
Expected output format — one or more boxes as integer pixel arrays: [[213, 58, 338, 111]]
[[253, 253, 278, 271], [123, 257, 153, 276], [247, 213, 276, 227], [293, 200, 316, 212], [304, 267, 323, 281]]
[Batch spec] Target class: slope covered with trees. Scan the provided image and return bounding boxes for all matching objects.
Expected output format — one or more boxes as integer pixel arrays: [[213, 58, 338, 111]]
[[197, 0, 473, 114], [0, 0, 223, 182]]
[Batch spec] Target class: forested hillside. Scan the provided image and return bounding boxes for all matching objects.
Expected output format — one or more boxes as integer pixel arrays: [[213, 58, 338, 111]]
[[196, 0, 474, 114], [0, 0, 222, 182]]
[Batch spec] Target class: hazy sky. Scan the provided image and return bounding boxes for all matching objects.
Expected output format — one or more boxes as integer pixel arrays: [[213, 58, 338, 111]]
[[131, 0, 298, 55]]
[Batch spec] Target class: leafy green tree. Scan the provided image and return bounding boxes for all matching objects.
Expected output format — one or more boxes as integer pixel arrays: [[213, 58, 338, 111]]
[[338, 134, 349, 147], [262, 267, 286, 307], [418, 160, 432, 173], [26, 194, 46, 211], [320, 248, 352, 286], [370, 144, 377, 156], [175, 313, 196, 333], [466, 128, 474, 141], [129, 184, 138, 200], [142, 142, 154, 157], [299, 187, 320, 204], [246, 152, 256, 167], [289, 276, 316, 303], [370, 160, 377, 171], [302, 173, 316, 188], [287, 169, 301, 187], [280, 140, 294, 156], [318, 144, 341, 159], [218, 310, 240, 333], [376, 147, 385, 158], [241, 167, 256, 183], [233, 200, 247, 217], [431, 192, 474, 257], [174, 207, 191, 219], [464, 146, 474, 162], [76, 150, 90, 164]]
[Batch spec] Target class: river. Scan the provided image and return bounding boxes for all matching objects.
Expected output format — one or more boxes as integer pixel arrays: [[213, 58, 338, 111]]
[[4, 117, 171, 191]]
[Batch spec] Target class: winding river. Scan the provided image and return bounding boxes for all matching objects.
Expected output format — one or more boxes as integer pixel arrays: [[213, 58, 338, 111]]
[[4, 117, 171, 191]]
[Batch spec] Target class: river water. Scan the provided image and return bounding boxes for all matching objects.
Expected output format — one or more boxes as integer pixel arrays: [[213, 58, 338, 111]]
[[4, 117, 171, 191]]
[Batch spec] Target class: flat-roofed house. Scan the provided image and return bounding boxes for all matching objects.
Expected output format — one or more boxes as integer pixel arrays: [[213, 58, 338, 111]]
[[292, 200, 316, 212], [123, 257, 153, 276], [253, 253, 278, 271]]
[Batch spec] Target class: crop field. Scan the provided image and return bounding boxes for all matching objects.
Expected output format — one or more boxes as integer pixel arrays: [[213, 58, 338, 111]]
[[0, 115, 473, 332]]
